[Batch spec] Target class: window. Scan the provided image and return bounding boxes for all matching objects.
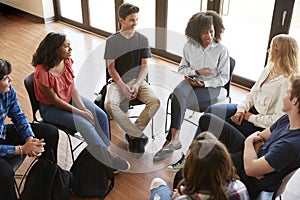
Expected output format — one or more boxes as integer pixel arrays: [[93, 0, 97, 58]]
[[59, 0, 82, 23], [289, 0, 300, 46], [166, 0, 204, 55], [124, 0, 156, 47], [89, 0, 116, 33], [222, 0, 275, 81]]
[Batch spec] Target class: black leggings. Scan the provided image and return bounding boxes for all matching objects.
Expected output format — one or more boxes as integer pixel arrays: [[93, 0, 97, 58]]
[[0, 123, 59, 200]]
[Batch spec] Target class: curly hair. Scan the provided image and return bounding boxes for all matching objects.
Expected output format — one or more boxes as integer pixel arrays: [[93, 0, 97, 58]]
[[178, 131, 238, 200], [185, 11, 225, 46], [31, 32, 66, 70], [118, 3, 139, 20], [268, 34, 299, 77], [0, 59, 12, 80]]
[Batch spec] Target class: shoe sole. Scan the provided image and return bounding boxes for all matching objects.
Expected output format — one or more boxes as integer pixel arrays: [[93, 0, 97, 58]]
[[165, 167, 182, 172]]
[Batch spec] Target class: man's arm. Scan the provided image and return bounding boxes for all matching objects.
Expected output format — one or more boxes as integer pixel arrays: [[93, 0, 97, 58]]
[[130, 58, 148, 98], [107, 59, 132, 99], [243, 128, 275, 178]]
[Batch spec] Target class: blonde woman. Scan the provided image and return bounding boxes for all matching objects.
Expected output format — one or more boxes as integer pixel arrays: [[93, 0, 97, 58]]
[[204, 34, 299, 137]]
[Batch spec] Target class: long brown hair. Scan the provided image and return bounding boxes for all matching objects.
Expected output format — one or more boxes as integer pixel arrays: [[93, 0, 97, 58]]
[[268, 34, 299, 77], [178, 132, 238, 200]]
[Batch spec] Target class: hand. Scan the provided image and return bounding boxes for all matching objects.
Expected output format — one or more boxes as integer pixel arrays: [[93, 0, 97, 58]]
[[22, 138, 45, 157], [80, 109, 95, 126], [195, 67, 214, 76], [246, 131, 264, 153], [230, 112, 244, 125], [129, 83, 139, 100], [184, 76, 205, 87], [172, 189, 181, 199], [244, 111, 253, 121], [121, 84, 133, 100]]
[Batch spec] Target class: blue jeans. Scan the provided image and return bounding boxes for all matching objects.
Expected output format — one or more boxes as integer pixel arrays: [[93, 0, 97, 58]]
[[39, 96, 110, 148], [150, 185, 172, 200], [203, 104, 264, 137]]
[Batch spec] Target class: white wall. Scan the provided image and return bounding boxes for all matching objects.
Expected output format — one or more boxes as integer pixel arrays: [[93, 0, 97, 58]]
[[0, 0, 54, 20]]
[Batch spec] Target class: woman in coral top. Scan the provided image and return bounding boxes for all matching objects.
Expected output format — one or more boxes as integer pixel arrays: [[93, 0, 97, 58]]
[[32, 32, 129, 171]]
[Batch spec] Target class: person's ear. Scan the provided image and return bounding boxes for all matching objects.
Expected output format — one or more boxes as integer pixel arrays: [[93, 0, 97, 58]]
[[119, 18, 125, 25], [292, 97, 299, 106]]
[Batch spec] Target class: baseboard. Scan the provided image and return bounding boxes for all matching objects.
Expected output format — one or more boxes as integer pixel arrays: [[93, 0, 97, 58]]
[[0, 3, 54, 23]]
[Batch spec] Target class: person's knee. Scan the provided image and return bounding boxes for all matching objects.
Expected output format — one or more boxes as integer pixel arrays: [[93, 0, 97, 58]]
[[150, 178, 172, 200], [199, 113, 212, 130], [205, 104, 213, 113], [0, 162, 14, 185], [104, 99, 120, 114], [147, 97, 160, 111]]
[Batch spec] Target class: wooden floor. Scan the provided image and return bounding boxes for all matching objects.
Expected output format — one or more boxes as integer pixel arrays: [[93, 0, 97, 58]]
[[1, 11, 299, 200]]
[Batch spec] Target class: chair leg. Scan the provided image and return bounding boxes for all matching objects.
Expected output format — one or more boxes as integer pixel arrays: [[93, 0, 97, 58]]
[[65, 133, 75, 163], [14, 157, 37, 197], [165, 95, 171, 134], [151, 118, 154, 139], [14, 179, 21, 198]]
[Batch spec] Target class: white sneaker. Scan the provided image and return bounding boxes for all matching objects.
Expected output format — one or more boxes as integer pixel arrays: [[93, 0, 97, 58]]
[[166, 152, 185, 172]]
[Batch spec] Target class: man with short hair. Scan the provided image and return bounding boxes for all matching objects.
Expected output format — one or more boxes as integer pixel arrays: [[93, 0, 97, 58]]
[[104, 3, 160, 158], [199, 74, 300, 199]]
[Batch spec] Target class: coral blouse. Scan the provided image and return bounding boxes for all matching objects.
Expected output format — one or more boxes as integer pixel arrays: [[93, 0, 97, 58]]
[[34, 58, 75, 105]]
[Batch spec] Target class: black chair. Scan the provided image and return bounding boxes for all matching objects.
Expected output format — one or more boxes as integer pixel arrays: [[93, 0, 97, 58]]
[[24, 72, 84, 163], [102, 68, 154, 138], [165, 57, 236, 132], [6, 156, 36, 198]]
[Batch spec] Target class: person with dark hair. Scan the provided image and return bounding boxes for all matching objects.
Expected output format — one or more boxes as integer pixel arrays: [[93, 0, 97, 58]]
[[32, 32, 130, 171], [0, 59, 59, 200], [104, 3, 160, 158], [149, 131, 249, 200], [205, 34, 299, 137], [199, 74, 300, 199], [153, 11, 230, 162]]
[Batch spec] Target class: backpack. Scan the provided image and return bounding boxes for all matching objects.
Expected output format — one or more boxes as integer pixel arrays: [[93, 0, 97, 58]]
[[94, 84, 107, 110], [20, 156, 72, 200], [70, 148, 114, 199]]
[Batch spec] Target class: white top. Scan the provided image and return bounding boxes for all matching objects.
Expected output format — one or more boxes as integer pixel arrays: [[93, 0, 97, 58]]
[[237, 65, 288, 128], [178, 41, 230, 88]]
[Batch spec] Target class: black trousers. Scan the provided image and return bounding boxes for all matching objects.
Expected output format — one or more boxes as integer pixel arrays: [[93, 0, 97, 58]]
[[0, 123, 59, 200], [198, 113, 263, 199]]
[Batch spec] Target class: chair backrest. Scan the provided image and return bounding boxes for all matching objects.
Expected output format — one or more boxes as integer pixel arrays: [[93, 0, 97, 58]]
[[224, 57, 236, 97], [24, 72, 40, 122], [24, 72, 77, 134], [272, 168, 298, 199]]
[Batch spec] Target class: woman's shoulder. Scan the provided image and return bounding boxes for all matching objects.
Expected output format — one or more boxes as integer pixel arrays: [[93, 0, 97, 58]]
[[213, 41, 228, 51]]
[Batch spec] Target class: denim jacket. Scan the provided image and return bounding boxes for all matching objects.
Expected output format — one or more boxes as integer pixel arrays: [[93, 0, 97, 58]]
[[0, 85, 34, 157]]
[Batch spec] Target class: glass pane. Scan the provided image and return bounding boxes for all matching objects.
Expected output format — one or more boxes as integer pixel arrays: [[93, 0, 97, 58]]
[[289, 0, 300, 50], [89, 0, 116, 33], [124, 0, 156, 47], [222, 0, 275, 81], [59, 0, 82, 23], [166, 0, 204, 55]]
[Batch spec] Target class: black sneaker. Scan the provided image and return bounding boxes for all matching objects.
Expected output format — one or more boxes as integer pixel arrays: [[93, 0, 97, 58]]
[[125, 133, 148, 159], [166, 152, 185, 172]]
